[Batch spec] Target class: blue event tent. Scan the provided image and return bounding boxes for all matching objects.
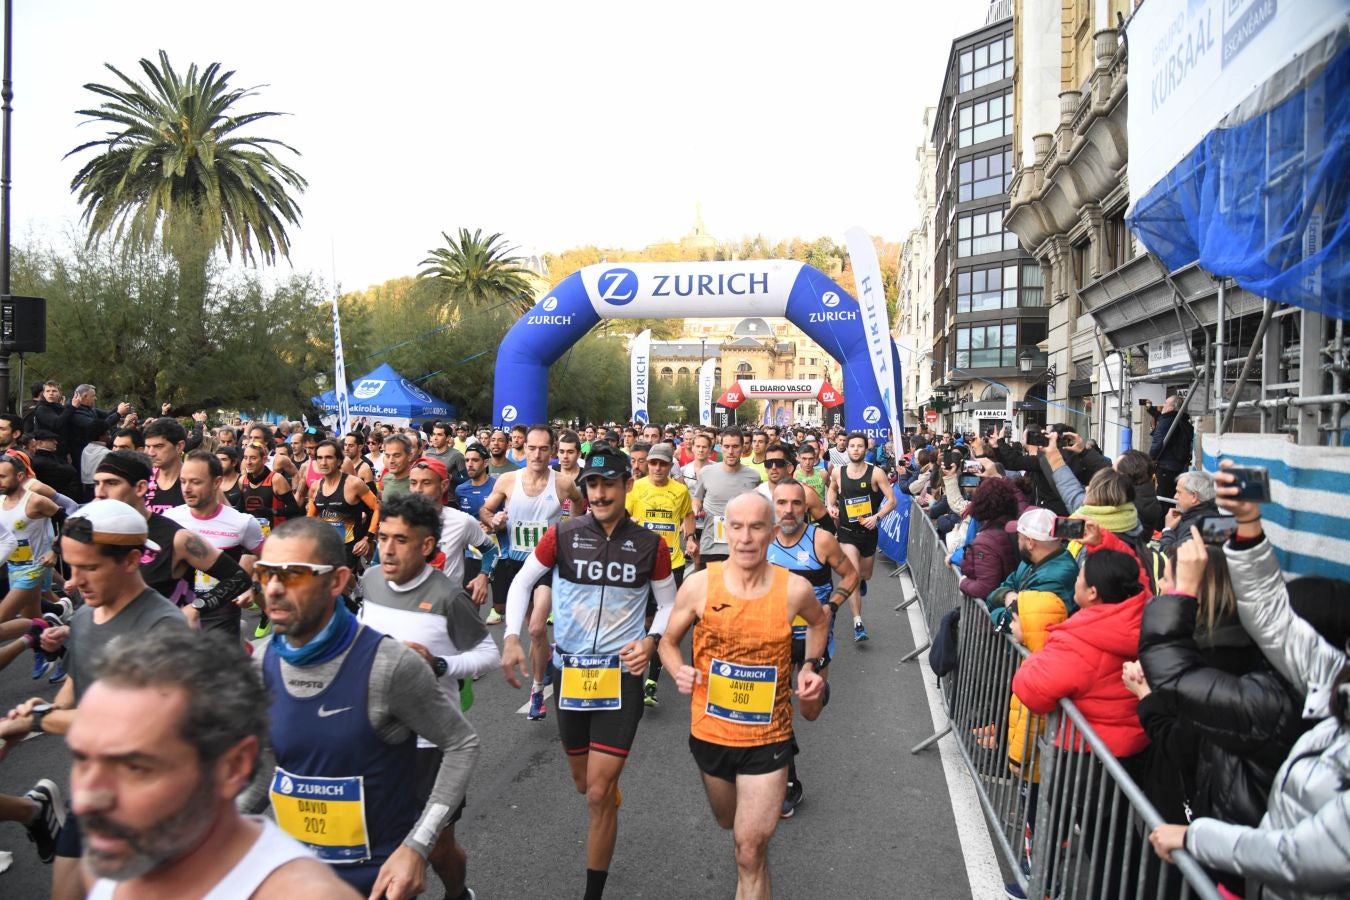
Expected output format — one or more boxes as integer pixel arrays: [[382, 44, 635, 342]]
[[315, 363, 456, 424]]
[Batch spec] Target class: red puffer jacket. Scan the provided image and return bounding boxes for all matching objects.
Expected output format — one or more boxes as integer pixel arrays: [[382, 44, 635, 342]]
[[1011, 531, 1151, 758]]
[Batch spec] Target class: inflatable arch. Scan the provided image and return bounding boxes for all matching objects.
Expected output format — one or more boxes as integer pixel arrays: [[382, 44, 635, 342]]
[[493, 260, 901, 441]]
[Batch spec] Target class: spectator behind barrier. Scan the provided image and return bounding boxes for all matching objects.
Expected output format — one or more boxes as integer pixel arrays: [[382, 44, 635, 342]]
[[1114, 449, 1164, 536], [985, 508, 1078, 629], [1011, 521, 1152, 759], [1157, 470, 1219, 556], [1149, 464, 1350, 898], [1129, 534, 1309, 896], [954, 478, 1021, 603]]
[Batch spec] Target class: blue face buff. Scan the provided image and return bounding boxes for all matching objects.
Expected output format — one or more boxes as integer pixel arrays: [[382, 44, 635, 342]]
[[269, 596, 357, 667]]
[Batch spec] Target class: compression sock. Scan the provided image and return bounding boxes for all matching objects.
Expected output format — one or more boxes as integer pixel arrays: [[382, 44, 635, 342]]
[[647, 652, 663, 683], [584, 868, 609, 900], [860, 580, 868, 597]]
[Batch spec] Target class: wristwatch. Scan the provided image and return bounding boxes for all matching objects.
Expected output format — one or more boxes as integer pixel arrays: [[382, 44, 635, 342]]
[[826, 599, 841, 614], [802, 657, 829, 673], [431, 657, 449, 679], [646, 632, 663, 646], [29, 703, 54, 734]]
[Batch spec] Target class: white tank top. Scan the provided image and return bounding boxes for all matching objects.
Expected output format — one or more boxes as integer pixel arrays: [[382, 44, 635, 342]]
[[0, 483, 52, 565], [87, 817, 311, 900], [506, 468, 563, 560]]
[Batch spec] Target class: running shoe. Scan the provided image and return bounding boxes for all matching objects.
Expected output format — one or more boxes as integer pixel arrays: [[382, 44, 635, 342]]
[[1003, 882, 1027, 899], [31, 651, 51, 680], [51, 597, 75, 623], [253, 612, 271, 639], [24, 779, 66, 864], [485, 609, 503, 625], [643, 679, 659, 707], [42, 612, 64, 630], [781, 780, 804, 818], [47, 653, 67, 685], [527, 688, 547, 720], [853, 621, 869, 642]]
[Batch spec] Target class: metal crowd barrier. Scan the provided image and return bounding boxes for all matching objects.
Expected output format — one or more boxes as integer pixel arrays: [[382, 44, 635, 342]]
[[900, 511, 1221, 900]]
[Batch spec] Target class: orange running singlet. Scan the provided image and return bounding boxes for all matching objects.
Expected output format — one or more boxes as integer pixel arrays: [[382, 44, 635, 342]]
[[690, 563, 794, 746]]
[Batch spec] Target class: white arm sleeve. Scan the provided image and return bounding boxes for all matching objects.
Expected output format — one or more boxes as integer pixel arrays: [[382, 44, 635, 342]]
[[440, 631, 501, 680], [648, 574, 677, 635], [54, 493, 80, 515], [504, 553, 551, 639]]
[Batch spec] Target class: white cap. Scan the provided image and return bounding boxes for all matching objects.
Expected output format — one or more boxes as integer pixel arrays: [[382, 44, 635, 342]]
[[1005, 507, 1057, 542], [68, 499, 159, 552]]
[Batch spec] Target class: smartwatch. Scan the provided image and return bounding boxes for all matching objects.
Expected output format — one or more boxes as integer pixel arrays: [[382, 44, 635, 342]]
[[431, 657, 449, 679], [646, 632, 663, 647], [29, 703, 54, 734], [802, 657, 830, 673]]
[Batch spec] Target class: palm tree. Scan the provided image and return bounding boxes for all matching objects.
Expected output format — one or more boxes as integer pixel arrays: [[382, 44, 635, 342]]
[[66, 50, 306, 266], [419, 228, 539, 317]]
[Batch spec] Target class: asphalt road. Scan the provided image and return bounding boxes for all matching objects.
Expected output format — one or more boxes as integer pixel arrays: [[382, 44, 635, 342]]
[[0, 560, 991, 899]]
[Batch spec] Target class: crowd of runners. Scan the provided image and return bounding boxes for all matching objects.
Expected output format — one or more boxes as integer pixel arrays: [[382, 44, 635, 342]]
[[0, 388, 904, 900]]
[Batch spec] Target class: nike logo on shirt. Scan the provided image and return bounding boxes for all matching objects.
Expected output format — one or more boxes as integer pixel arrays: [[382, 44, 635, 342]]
[[317, 705, 353, 718]]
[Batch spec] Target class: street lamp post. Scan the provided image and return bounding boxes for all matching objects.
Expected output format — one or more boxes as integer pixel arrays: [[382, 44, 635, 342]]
[[0, 0, 14, 412]]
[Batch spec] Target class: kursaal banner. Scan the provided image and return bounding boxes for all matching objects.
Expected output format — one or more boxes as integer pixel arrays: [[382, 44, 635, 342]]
[[845, 227, 902, 445], [630, 329, 651, 425], [1126, 0, 1347, 213], [698, 358, 716, 426]]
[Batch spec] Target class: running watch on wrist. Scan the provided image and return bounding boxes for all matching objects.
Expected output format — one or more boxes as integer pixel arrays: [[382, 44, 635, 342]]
[[802, 657, 829, 673], [826, 600, 841, 614], [646, 632, 662, 646], [431, 657, 449, 679], [29, 703, 54, 734]]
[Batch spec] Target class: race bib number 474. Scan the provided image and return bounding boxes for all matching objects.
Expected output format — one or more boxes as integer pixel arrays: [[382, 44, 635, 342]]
[[559, 654, 622, 710]]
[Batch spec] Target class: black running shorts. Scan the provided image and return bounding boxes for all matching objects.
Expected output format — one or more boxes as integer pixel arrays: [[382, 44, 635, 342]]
[[552, 666, 645, 758], [689, 736, 794, 782], [836, 527, 878, 556]]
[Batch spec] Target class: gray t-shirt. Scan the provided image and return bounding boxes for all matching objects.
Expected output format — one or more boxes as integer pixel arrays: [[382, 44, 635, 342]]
[[68, 588, 188, 703], [693, 464, 765, 553], [424, 446, 465, 482]]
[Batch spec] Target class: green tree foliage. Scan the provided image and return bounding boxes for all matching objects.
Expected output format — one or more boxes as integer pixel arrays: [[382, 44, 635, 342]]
[[419, 228, 538, 317], [11, 236, 342, 415], [66, 50, 306, 266]]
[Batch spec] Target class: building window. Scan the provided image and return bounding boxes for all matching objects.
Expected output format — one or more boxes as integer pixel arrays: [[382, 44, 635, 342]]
[[957, 148, 1013, 203], [660, 367, 674, 383], [955, 323, 1017, 369], [1021, 320, 1048, 350], [736, 361, 754, 376], [956, 208, 1018, 258], [1103, 215, 1132, 271], [959, 35, 1013, 91], [958, 91, 1012, 148], [956, 264, 1018, 312], [1021, 264, 1045, 307], [980, 383, 1009, 402], [677, 367, 690, 381]]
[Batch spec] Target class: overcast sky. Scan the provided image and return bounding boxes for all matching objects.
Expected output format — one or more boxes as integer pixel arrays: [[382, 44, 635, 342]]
[[12, 0, 992, 291]]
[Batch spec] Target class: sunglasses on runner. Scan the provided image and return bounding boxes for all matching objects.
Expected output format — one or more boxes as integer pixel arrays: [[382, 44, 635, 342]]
[[764, 458, 793, 468], [254, 562, 335, 587]]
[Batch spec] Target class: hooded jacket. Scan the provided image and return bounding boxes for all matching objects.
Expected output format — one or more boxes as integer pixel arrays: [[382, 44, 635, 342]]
[[985, 544, 1078, 627], [1006, 589, 1070, 782], [1011, 530, 1151, 757], [959, 513, 1018, 601], [1138, 594, 1307, 829], [1184, 537, 1350, 900]]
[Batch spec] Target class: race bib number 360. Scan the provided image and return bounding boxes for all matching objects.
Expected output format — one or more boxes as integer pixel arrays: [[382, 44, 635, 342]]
[[705, 658, 777, 725], [269, 768, 370, 864], [559, 654, 622, 710]]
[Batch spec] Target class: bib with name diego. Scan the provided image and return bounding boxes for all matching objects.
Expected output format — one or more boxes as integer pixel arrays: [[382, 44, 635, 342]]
[[705, 658, 777, 725], [269, 767, 370, 864], [558, 653, 622, 710]]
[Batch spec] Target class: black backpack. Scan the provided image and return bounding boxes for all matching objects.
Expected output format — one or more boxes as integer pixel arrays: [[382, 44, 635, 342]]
[[929, 607, 961, 677]]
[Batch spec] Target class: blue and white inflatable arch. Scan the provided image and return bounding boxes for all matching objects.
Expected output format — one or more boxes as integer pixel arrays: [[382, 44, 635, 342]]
[[493, 260, 899, 442]]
